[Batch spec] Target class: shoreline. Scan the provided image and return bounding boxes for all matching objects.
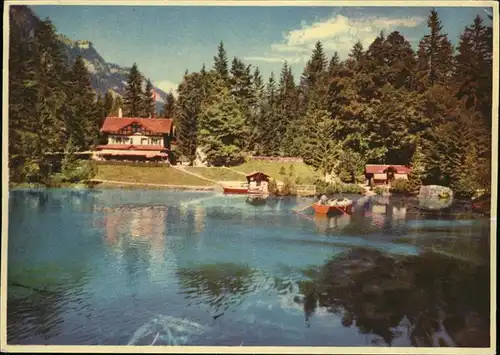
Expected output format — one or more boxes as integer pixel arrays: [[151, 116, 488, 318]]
[[9, 180, 217, 192]]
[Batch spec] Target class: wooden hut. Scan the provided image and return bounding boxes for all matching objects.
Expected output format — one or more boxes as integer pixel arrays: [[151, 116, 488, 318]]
[[365, 165, 412, 186], [246, 171, 270, 194]]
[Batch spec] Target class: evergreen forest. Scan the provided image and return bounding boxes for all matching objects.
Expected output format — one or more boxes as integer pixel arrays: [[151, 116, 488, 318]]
[[8, 8, 494, 197]]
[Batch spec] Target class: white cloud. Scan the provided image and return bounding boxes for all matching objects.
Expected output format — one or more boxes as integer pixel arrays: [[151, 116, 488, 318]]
[[155, 80, 179, 98], [253, 13, 426, 64]]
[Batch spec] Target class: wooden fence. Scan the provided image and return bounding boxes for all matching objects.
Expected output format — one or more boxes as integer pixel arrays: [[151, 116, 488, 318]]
[[247, 156, 304, 163]]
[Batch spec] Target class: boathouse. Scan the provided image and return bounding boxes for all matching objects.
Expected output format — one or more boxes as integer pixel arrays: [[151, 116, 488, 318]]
[[365, 165, 412, 186], [94, 109, 175, 163], [247, 171, 270, 193]]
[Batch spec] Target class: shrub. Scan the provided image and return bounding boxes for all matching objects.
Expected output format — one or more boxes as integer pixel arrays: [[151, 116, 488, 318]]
[[389, 178, 412, 195], [374, 186, 387, 195], [314, 179, 364, 196], [355, 174, 367, 184], [268, 179, 279, 195], [62, 159, 97, 183], [280, 176, 297, 196]]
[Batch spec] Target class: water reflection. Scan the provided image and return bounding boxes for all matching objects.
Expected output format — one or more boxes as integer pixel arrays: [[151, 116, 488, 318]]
[[177, 263, 258, 316], [101, 205, 172, 282], [295, 242, 490, 347], [7, 189, 491, 347]]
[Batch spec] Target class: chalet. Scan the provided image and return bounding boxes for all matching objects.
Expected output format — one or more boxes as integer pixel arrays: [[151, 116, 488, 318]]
[[365, 164, 412, 186], [95, 110, 175, 163]]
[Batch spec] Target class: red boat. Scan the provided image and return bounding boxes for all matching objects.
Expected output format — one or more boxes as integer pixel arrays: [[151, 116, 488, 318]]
[[313, 202, 353, 215], [222, 186, 249, 194]]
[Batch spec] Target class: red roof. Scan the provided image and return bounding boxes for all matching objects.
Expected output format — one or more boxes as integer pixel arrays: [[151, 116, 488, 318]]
[[100, 117, 174, 134], [246, 171, 270, 179], [365, 165, 412, 174], [96, 144, 167, 151]]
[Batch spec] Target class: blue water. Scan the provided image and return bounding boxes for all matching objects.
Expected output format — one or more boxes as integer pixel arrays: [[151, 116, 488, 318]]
[[7, 189, 491, 346]]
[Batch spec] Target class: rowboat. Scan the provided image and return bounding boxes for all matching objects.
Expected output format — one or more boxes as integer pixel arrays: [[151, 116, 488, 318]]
[[222, 186, 249, 194]]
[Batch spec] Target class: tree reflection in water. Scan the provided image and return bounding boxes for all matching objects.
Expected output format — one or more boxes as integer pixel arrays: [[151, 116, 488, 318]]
[[7, 263, 89, 343], [176, 263, 257, 317], [296, 240, 490, 347]]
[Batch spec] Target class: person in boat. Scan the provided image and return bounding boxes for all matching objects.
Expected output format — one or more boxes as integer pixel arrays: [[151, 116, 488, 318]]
[[318, 195, 328, 205]]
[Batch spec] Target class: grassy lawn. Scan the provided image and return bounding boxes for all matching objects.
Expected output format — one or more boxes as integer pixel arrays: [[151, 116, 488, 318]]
[[184, 167, 246, 181], [232, 160, 320, 184], [95, 164, 212, 186]]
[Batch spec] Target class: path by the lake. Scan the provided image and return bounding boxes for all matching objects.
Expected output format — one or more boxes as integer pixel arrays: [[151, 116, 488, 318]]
[[90, 179, 216, 191]]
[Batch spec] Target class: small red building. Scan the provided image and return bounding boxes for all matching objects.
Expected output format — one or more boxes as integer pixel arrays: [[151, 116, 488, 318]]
[[365, 164, 412, 186], [94, 115, 175, 163]]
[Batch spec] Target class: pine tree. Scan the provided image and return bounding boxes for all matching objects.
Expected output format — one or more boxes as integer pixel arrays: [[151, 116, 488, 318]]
[[124, 63, 144, 117], [175, 71, 204, 164], [162, 91, 176, 118], [407, 139, 427, 193], [455, 15, 493, 128], [67, 55, 99, 150], [247, 67, 265, 151], [299, 41, 329, 116], [258, 72, 278, 155], [112, 96, 123, 116], [229, 57, 254, 140], [198, 72, 246, 166], [277, 62, 299, 155], [417, 9, 455, 87], [143, 78, 155, 118], [213, 41, 229, 82], [34, 18, 69, 153], [385, 31, 417, 89], [8, 13, 40, 181], [103, 90, 114, 116], [349, 40, 365, 63], [328, 52, 340, 76], [301, 109, 344, 179], [94, 94, 107, 144]]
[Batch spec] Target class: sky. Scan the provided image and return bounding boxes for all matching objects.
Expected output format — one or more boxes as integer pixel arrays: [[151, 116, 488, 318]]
[[29, 4, 493, 95]]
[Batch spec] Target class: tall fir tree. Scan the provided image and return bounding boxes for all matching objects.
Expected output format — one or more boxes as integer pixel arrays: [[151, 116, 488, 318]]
[[162, 91, 176, 118], [213, 41, 229, 83], [455, 15, 493, 128], [124, 63, 144, 117], [175, 71, 205, 164], [385, 31, 417, 89], [258, 72, 278, 155], [143, 79, 155, 118], [198, 72, 246, 166], [67, 55, 99, 150], [348, 40, 365, 63], [103, 90, 114, 116], [247, 67, 265, 151], [417, 9, 455, 87]]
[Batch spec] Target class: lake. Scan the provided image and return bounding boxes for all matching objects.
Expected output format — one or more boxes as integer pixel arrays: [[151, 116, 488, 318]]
[[6, 189, 491, 347]]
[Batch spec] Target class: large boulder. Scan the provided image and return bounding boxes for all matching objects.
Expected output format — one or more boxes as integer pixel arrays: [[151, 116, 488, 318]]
[[193, 147, 208, 167], [417, 185, 454, 211], [418, 185, 454, 200]]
